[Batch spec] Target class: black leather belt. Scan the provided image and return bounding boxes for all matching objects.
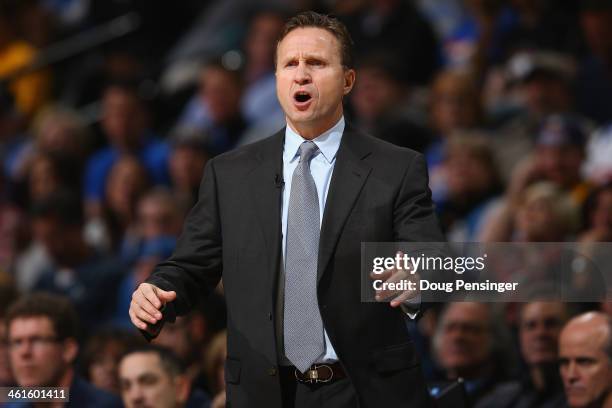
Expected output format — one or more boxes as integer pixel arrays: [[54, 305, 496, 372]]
[[281, 363, 347, 384]]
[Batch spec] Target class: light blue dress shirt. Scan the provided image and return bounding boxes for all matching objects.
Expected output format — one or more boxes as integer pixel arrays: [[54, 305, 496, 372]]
[[280, 116, 419, 364], [281, 117, 345, 363]]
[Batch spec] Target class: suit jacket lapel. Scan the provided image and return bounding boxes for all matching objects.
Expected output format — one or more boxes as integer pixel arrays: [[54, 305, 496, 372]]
[[318, 124, 372, 282], [246, 129, 285, 287]]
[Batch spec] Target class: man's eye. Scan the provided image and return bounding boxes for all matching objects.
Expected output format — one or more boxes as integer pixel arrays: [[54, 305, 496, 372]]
[[285, 61, 298, 67]]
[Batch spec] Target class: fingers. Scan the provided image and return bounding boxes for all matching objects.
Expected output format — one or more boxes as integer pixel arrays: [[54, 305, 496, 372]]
[[369, 251, 413, 281], [370, 251, 419, 307], [129, 304, 150, 331], [390, 288, 417, 308], [141, 284, 163, 310], [129, 283, 171, 331], [375, 268, 413, 301], [157, 288, 177, 303], [370, 268, 394, 281]]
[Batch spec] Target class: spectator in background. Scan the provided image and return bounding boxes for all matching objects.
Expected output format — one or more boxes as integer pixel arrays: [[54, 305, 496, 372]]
[[580, 183, 612, 242], [426, 69, 482, 171], [84, 79, 169, 217], [204, 330, 227, 403], [531, 115, 591, 206], [118, 345, 210, 408], [169, 130, 210, 209], [477, 301, 570, 408], [81, 328, 144, 395], [5, 293, 122, 407], [0, 271, 18, 387], [492, 52, 579, 180], [102, 156, 150, 248], [348, 53, 433, 153], [30, 190, 125, 331], [139, 188, 183, 229], [559, 311, 612, 408], [240, 9, 285, 130], [5, 105, 91, 184], [433, 302, 511, 407], [174, 60, 247, 155], [427, 68, 484, 213], [86, 156, 150, 252], [434, 133, 503, 241], [124, 188, 184, 260], [576, 0, 612, 124], [25, 151, 81, 205], [482, 115, 588, 242], [483, 181, 578, 242]]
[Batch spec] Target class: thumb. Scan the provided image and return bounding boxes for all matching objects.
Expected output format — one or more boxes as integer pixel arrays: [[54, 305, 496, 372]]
[[155, 288, 177, 303]]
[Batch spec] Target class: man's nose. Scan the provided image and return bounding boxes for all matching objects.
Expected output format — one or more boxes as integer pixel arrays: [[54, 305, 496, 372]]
[[129, 387, 145, 404], [294, 62, 311, 85], [16, 342, 34, 357], [566, 361, 579, 382]]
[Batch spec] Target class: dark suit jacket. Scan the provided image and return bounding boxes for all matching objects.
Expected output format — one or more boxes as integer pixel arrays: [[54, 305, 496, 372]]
[[147, 124, 445, 407]]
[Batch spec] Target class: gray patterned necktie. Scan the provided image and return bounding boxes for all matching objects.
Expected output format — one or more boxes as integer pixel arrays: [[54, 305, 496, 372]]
[[284, 141, 325, 373]]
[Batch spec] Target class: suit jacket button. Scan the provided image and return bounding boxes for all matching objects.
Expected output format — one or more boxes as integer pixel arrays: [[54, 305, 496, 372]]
[[268, 367, 277, 376], [268, 312, 273, 321]]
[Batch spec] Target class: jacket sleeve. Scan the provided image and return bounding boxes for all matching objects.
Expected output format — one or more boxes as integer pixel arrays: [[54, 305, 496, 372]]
[[393, 152, 447, 316], [143, 158, 223, 338]]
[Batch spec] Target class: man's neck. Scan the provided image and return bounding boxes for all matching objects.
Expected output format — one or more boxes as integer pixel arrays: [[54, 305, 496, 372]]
[[529, 362, 561, 392], [287, 111, 343, 140]]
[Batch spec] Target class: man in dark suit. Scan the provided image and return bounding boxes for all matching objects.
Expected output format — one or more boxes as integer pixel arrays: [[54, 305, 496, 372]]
[[130, 11, 444, 408]]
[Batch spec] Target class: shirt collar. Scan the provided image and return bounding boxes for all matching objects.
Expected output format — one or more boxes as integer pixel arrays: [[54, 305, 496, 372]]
[[283, 116, 345, 164]]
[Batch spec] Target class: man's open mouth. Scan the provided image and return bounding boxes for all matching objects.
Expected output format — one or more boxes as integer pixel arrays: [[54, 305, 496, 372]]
[[294, 91, 312, 103]]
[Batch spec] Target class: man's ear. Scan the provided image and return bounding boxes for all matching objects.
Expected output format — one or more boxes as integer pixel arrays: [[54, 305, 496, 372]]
[[174, 375, 191, 404], [343, 69, 356, 95], [62, 338, 79, 365]]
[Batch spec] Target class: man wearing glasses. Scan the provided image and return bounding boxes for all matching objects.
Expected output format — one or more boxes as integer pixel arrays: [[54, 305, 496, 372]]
[[4, 293, 121, 407]]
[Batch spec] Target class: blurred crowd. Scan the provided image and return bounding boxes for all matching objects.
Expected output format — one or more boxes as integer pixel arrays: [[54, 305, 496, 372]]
[[1, 0, 612, 407]]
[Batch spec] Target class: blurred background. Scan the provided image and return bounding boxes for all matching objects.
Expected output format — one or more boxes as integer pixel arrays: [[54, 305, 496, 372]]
[[1, 0, 612, 407]]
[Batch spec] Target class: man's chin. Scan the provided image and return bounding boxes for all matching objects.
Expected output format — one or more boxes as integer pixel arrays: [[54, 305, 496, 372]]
[[17, 378, 44, 387], [566, 391, 589, 407], [131, 402, 153, 408]]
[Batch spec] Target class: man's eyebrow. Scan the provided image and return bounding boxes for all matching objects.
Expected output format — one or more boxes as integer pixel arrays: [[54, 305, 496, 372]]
[[576, 357, 597, 363], [137, 372, 158, 382], [280, 52, 328, 60], [303, 53, 328, 61]]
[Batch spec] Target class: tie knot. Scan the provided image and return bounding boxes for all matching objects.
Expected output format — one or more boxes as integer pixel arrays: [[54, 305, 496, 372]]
[[298, 141, 319, 163]]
